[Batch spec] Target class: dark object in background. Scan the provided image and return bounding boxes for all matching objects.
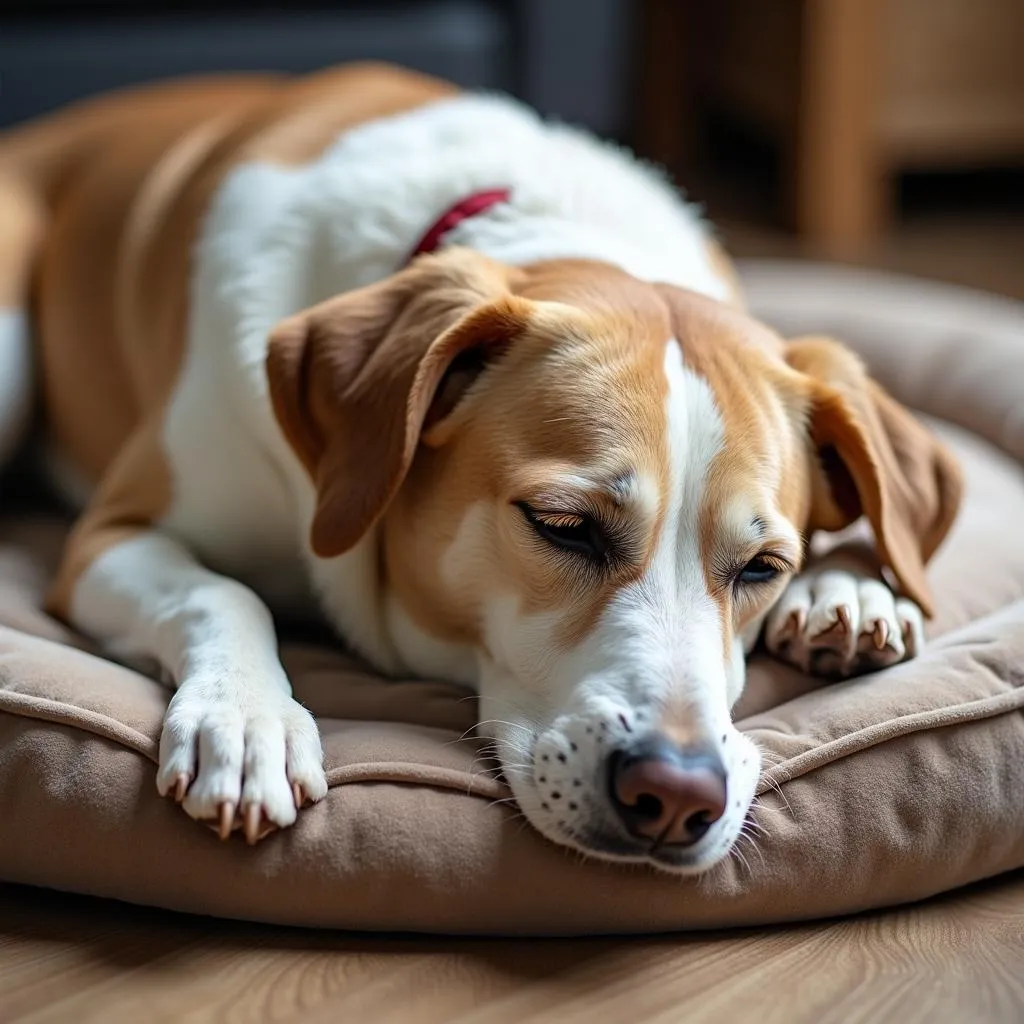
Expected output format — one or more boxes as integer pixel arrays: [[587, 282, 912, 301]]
[[634, 0, 1024, 258], [0, 0, 632, 138]]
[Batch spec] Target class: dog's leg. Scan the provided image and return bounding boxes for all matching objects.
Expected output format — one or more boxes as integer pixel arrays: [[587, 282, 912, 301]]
[[70, 530, 327, 841], [763, 546, 925, 678]]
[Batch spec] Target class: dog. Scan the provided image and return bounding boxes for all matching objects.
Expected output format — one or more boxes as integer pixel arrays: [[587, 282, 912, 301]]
[[0, 64, 961, 872]]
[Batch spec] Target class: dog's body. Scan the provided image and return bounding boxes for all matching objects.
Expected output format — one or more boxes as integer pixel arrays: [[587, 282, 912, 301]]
[[0, 65, 960, 870]]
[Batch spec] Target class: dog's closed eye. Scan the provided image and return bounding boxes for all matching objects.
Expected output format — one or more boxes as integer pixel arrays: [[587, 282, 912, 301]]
[[516, 502, 610, 563], [709, 549, 794, 597], [734, 553, 791, 588]]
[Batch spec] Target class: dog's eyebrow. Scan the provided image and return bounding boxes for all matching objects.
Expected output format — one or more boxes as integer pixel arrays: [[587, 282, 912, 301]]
[[552, 469, 647, 512], [751, 515, 767, 538], [607, 471, 637, 506]]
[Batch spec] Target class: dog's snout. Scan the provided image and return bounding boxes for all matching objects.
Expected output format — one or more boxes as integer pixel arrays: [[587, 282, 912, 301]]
[[607, 735, 727, 847]]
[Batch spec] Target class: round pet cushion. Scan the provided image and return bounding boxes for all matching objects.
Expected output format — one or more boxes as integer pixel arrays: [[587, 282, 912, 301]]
[[1, 261, 1023, 934]]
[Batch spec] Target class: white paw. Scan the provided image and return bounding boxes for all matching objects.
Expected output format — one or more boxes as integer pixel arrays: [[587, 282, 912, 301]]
[[764, 570, 924, 678], [155, 682, 327, 843]]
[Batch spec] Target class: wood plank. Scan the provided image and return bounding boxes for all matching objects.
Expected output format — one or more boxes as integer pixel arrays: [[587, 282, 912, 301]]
[[2, 874, 1023, 1023], [795, 0, 886, 255]]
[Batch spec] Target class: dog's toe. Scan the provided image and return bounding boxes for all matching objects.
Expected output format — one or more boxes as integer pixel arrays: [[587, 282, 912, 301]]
[[157, 684, 325, 841], [766, 570, 923, 678], [896, 597, 925, 659], [218, 801, 236, 841]]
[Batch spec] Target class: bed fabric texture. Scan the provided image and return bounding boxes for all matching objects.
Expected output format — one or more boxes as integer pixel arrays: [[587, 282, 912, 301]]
[[1, 260, 1022, 935]]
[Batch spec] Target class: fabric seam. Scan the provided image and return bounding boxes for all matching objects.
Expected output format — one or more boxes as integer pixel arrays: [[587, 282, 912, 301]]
[[1, 685, 1020, 801]]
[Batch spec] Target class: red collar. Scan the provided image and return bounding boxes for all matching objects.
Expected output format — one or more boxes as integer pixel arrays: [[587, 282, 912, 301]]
[[408, 188, 511, 261]]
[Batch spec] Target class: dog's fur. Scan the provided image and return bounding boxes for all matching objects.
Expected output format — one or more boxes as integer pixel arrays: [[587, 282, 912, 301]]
[[0, 65, 961, 871]]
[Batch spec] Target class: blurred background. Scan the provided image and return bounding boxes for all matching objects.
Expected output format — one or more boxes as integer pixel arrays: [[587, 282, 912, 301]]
[[3, 0, 1022, 298]]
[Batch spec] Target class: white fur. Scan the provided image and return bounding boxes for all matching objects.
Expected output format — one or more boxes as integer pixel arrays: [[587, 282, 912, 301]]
[[71, 531, 326, 828], [384, 592, 479, 687], [0, 310, 32, 469]]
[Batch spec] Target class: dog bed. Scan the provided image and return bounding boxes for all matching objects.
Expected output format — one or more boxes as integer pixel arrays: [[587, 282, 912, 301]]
[[1, 260, 1022, 935]]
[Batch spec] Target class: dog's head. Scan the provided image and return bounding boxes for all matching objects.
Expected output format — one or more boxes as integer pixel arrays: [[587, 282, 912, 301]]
[[267, 248, 961, 872]]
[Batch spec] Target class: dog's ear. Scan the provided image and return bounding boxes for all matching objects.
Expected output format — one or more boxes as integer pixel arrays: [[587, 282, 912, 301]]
[[267, 248, 528, 558], [786, 336, 962, 616]]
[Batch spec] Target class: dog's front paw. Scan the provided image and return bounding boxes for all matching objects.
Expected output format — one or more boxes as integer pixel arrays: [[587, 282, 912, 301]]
[[764, 570, 924, 678], [155, 683, 327, 843]]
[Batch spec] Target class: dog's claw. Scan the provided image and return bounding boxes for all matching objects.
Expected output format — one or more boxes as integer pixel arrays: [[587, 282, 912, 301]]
[[873, 619, 889, 651], [292, 782, 305, 809], [173, 773, 190, 803], [776, 609, 805, 643], [243, 803, 262, 845], [218, 801, 235, 841], [835, 604, 852, 633]]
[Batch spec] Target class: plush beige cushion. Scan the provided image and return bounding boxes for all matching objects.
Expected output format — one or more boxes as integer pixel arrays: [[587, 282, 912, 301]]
[[1, 261, 1023, 934]]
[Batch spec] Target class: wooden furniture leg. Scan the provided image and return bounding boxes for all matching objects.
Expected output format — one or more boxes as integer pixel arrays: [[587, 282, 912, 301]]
[[795, 0, 886, 255], [632, 0, 694, 175]]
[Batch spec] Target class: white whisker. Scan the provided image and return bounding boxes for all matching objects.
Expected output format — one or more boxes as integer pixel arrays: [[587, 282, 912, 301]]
[[730, 843, 752, 877], [484, 796, 523, 810], [735, 829, 766, 871], [473, 718, 536, 735]]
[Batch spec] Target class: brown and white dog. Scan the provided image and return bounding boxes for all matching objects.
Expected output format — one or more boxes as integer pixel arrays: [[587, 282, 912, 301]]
[[0, 64, 961, 872]]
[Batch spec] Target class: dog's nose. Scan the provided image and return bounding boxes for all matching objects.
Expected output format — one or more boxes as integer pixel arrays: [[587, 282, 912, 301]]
[[608, 735, 727, 846]]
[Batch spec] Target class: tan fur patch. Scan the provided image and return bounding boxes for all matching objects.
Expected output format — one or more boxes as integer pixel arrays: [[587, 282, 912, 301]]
[[7, 65, 451, 611], [378, 261, 676, 653], [47, 418, 173, 616]]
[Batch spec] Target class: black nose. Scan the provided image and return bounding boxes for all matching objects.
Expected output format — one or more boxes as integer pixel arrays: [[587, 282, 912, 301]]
[[607, 735, 727, 847]]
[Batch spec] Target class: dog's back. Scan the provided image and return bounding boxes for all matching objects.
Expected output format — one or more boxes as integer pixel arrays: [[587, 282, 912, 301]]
[[0, 64, 453, 489]]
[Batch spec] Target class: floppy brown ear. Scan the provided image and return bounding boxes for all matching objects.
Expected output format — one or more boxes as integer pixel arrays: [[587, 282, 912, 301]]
[[266, 248, 527, 558], [787, 336, 963, 617]]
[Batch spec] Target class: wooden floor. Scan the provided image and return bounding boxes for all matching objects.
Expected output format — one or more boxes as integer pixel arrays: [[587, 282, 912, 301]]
[[3, 874, 1023, 1023]]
